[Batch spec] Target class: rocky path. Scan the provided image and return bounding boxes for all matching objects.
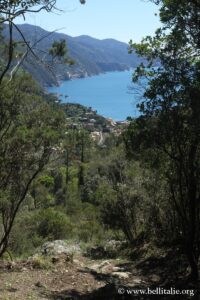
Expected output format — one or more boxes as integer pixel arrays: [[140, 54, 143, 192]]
[[0, 241, 198, 299], [0, 253, 151, 300]]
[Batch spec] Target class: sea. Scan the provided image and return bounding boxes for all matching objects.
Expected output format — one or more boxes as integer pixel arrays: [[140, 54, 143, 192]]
[[47, 70, 144, 121]]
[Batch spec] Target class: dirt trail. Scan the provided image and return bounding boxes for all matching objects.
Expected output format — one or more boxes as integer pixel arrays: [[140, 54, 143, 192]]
[[0, 252, 199, 299], [0, 254, 147, 300]]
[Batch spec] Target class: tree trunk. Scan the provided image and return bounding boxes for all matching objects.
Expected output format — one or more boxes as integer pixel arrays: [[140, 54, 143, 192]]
[[186, 248, 199, 281]]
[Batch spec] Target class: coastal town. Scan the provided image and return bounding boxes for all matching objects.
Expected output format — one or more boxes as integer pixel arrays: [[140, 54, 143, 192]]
[[63, 103, 130, 144]]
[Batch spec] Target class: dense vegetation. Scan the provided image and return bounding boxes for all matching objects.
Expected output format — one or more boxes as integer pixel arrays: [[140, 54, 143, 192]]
[[0, 0, 199, 295], [126, 0, 200, 281]]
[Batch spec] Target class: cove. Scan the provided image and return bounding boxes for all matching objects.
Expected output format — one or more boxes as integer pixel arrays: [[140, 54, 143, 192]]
[[47, 70, 142, 121]]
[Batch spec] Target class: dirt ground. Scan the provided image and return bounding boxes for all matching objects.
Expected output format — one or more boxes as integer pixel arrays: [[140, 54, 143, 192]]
[[0, 253, 155, 300], [0, 251, 199, 300], [0, 255, 106, 300]]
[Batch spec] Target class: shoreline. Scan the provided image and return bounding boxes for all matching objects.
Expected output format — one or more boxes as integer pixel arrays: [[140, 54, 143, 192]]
[[46, 69, 138, 122], [45, 68, 135, 89]]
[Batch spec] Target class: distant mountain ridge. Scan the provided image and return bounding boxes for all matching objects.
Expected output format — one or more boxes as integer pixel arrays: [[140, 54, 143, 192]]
[[3, 24, 143, 86]]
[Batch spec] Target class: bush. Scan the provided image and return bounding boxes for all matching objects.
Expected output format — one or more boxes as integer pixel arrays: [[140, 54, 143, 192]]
[[9, 212, 43, 257], [37, 208, 73, 240]]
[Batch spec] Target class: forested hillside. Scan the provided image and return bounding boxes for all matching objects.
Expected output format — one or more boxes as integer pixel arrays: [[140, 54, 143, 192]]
[[3, 24, 143, 86]]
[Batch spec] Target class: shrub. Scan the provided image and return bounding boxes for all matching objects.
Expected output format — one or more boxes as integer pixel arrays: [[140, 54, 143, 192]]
[[37, 208, 73, 240]]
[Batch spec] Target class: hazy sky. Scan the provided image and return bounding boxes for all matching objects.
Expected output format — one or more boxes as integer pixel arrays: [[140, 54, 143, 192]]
[[17, 0, 160, 43]]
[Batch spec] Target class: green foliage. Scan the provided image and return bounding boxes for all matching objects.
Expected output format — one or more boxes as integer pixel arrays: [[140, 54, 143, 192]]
[[49, 39, 74, 65], [0, 73, 65, 256], [73, 203, 104, 243], [127, 0, 200, 280], [9, 211, 43, 257], [38, 175, 54, 187], [49, 40, 67, 58], [36, 208, 73, 240]]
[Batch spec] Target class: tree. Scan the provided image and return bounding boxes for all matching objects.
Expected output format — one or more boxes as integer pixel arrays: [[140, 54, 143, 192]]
[[76, 129, 91, 190], [0, 0, 85, 83], [126, 0, 200, 280], [86, 146, 148, 243], [0, 0, 85, 256], [0, 74, 65, 257], [49, 39, 74, 65]]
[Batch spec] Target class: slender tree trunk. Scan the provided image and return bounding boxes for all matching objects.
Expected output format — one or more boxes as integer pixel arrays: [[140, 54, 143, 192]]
[[187, 143, 199, 280], [66, 149, 69, 185], [186, 245, 199, 281]]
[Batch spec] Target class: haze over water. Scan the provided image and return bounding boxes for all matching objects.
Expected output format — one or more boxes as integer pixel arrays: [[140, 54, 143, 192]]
[[47, 70, 142, 121]]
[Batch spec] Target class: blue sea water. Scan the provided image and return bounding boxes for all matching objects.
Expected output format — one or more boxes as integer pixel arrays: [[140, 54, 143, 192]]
[[47, 70, 143, 121]]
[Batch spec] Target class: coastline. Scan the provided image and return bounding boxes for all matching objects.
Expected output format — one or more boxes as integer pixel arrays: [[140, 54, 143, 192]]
[[46, 69, 139, 121], [45, 67, 134, 89]]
